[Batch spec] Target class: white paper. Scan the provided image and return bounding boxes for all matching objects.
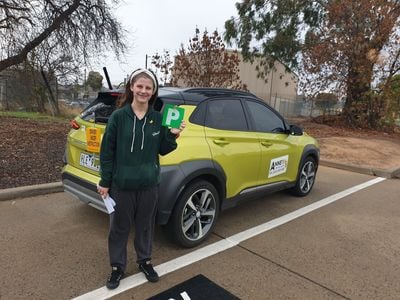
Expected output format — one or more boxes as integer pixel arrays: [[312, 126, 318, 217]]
[[97, 184, 116, 214], [103, 194, 116, 214]]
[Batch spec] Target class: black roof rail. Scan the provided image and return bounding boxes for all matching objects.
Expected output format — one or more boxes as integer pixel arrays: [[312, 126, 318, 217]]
[[98, 89, 124, 94], [158, 87, 262, 106], [183, 87, 256, 98]]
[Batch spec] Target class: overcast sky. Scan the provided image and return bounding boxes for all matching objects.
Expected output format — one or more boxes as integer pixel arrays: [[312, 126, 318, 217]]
[[94, 0, 239, 85]]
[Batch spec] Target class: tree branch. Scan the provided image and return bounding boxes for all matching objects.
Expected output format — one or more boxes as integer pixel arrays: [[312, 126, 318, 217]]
[[0, 3, 29, 11], [0, 0, 81, 72]]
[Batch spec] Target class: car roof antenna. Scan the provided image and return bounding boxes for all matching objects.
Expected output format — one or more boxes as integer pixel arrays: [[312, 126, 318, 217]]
[[103, 67, 113, 90]]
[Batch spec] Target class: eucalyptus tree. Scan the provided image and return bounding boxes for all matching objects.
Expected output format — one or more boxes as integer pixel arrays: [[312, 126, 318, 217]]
[[225, 0, 400, 127]]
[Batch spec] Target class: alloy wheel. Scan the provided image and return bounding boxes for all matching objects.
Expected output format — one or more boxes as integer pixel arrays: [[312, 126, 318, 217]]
[[181, 188, 216, 241], [299, 160, 316, 193]]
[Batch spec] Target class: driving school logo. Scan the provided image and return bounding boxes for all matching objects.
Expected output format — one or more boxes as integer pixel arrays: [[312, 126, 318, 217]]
[[268, 155, 289, 178]]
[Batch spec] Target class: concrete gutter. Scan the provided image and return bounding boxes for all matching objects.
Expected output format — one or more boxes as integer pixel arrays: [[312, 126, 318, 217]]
[[0, 182, 63, 201], [319, 160, 400, 179], [0, 162, 398, 202]]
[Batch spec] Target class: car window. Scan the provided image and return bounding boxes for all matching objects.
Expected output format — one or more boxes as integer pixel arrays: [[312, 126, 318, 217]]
[[80, 102, 115, 122], [80, 92, 121, 122], [153, 98, 163, 112], [189, 101, 207, 125], [245, 100, 285, 133], [206, 99, 247, 131], [156, 97, 183, 113]]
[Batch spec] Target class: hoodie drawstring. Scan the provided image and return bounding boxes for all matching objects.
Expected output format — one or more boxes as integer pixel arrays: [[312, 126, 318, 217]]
[[141, 117, 147, 150], [131, 115, 146, 152], [131, 116, 136, 152]]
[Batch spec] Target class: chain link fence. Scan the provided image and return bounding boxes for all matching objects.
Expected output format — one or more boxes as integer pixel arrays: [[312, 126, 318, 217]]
[[0, 70, 55, 112], [265, 94, 343, 119]]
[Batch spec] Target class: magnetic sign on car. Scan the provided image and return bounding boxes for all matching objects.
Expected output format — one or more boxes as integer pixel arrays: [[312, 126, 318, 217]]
[[85, 127, 101, 152]]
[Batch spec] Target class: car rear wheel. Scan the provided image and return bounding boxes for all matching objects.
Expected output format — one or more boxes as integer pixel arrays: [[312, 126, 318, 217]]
[[169, 180, 219, 248], [290, 156, 317, 197]]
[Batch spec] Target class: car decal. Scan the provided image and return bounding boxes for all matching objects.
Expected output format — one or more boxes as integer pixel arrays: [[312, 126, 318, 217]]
[[268, 155, 289, 178]]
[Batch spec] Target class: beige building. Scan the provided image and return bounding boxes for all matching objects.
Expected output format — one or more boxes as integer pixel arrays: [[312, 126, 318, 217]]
[[236, 51, 298, 103], [173, 50, 299, 116], [236, 52, 299, 116]]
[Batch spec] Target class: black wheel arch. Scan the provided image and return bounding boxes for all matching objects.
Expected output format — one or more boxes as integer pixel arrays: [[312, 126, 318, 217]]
[[296, 145, 320, 181], [157, 160, 226, 225]]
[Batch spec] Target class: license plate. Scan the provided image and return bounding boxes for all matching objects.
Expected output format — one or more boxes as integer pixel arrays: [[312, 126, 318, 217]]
[[79, 153, 100, 171]]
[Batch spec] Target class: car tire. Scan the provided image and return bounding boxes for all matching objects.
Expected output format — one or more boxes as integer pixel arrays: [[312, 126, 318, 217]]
[[168, 180, 220, 248], [290, 156, 317, 197]]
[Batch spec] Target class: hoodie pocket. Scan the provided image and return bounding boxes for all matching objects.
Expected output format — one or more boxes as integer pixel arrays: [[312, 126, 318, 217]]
[[114, 162, 160, 189]]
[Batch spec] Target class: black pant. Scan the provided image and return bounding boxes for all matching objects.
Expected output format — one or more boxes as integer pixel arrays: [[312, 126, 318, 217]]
[[108, 186, 158, 271]]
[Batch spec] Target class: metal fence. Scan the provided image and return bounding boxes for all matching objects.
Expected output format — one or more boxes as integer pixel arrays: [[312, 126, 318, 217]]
[[265, 95, 342, 119]]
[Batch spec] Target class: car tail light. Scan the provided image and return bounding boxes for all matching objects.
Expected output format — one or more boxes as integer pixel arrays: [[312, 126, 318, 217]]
[[70, 119, 80, 129]]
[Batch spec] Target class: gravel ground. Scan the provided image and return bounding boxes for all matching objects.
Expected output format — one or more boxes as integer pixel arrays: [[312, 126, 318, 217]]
[[0, 116, 70, 189]]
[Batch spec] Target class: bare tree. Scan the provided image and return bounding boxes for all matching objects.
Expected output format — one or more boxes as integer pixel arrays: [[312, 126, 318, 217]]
[[151, 49, 173, 86], [172, 28, 247, 90], [0, 0, 127, 72]]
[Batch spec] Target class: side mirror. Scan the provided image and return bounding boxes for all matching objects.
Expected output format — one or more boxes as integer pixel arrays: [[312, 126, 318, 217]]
[[289, 124, 303, 136]]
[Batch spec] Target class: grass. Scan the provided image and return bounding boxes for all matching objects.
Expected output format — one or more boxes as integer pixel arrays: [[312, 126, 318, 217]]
[[0, 101, 87, 122], [0, 110, 70, 123], [58, 104, 84, 119]]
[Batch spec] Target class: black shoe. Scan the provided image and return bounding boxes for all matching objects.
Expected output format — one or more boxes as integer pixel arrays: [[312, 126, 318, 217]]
[[138, 261, 159, 282], [106, 266, 124, 290]]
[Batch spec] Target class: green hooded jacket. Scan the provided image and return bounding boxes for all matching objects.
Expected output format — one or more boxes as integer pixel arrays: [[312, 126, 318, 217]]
[[99, 103, 177, 190]]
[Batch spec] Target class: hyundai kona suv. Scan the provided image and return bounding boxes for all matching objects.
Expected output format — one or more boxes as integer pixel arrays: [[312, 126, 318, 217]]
[[62, 87, 319, 247]]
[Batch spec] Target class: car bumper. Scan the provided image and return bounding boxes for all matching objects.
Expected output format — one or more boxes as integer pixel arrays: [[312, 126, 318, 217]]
[[61, 164, 186, 225], [62, 172, 107, 213]]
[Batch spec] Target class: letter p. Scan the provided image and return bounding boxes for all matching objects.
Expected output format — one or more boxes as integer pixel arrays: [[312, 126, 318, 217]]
[[162, 104, 185, 128], [166, 108, 180, 125]]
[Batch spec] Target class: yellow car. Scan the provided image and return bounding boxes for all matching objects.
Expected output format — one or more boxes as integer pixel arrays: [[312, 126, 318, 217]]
[[62, 88, 319, 247]]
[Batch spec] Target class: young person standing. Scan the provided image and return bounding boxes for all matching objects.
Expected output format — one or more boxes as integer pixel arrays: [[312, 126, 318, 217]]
[[97, 69, 185, 289]]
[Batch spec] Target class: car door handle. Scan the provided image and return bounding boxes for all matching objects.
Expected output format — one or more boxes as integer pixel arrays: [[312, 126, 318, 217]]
[[261, 141, 273, 147], [213, 139, 230, 145]]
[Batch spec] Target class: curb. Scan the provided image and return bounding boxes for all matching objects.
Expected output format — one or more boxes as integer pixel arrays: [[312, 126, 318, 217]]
[[391, 167, 400, 179], [0, 163, 398, 202], [319, 160, 400, 179], [0, 182, 63, 202]]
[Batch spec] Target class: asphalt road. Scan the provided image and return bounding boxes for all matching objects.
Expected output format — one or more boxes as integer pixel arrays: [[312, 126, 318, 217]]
[[0, 166, 399, 300]]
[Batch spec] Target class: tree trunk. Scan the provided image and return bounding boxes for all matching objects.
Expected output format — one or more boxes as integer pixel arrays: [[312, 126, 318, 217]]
[[41, 69, 60, 116], [343, 56, 374, 126], [36, 89, 46, 113]]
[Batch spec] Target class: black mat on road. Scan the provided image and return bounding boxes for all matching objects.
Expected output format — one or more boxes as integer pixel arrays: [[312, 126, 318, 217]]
[[147, 274, 239, 300]]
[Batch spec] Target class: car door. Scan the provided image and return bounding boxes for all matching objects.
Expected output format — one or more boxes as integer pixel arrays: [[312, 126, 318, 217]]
[[243, 99, 302, 184], [204, 98, 262, 198]]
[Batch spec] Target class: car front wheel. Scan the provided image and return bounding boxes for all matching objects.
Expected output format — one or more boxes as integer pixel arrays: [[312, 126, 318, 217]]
[[169, 180, 219, 248], [290, 156, 317, 197]]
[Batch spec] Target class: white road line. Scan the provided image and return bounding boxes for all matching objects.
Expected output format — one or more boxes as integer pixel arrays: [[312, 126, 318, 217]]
[[73, 176, 386, 300]]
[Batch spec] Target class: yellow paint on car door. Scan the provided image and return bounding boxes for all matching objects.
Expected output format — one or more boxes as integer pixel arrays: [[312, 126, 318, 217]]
[[205, 127, 261, 198]]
